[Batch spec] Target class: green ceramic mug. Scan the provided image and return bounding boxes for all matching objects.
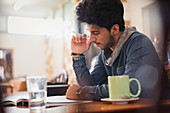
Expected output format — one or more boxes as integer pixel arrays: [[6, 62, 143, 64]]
[[108, 75, 141, 99]]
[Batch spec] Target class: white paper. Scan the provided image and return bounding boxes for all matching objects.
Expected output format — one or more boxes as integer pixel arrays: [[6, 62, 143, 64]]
[[3, 92, 29, 102], [3, 93, 92, 107], [46, 95, 92, 106]]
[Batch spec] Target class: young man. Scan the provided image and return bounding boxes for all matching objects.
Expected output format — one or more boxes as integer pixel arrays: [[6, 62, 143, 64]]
[[66, 0, 170, 100]]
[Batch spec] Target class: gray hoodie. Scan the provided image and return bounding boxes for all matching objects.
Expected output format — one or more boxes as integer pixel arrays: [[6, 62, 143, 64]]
[[105, 26, 137, 66]]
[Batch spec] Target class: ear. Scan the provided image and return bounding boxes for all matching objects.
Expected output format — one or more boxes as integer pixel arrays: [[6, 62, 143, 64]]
[[110, 24, 120, 36]]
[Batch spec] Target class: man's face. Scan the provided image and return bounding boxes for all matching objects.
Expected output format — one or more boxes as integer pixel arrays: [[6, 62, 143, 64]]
[[87, 25, 115, 50]]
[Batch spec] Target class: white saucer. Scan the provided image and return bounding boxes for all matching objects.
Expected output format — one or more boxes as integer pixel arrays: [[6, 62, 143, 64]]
[[101, 98, 139, 104]]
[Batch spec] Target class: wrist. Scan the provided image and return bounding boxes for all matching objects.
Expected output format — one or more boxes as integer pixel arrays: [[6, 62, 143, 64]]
[[76, 87, 84, 95], [71, 52, 84, 58], [76, 87, 84, 99], [72, 55, 85, 60], [72, 55, 81, 58]]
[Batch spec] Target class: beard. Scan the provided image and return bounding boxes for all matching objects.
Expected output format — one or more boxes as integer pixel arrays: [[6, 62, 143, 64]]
[[103, 34, 115, 50]]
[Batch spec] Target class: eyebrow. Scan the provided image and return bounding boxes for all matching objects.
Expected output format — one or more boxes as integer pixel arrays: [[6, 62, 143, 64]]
[[91, 31, 100, 34], [86, 30, 99, 33], [86, 27, 100, 33]]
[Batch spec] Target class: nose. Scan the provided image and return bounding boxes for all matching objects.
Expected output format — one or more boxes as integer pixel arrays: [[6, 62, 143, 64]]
[[89, 33, 96, 42]]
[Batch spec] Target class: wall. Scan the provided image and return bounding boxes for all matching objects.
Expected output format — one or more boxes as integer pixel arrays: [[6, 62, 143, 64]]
[[124, 0, 155, 36], [124, 0, 164, 62], [0, 33, 64, 80]]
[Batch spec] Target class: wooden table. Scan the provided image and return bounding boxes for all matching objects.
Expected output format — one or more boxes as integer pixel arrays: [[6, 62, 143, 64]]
[[4, 98, 170, 113]]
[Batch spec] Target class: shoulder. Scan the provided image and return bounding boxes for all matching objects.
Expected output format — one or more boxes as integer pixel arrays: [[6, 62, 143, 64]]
[[125, 32, 153, 48], [123, 32, 155, 54], [129, 32, 150, 41]]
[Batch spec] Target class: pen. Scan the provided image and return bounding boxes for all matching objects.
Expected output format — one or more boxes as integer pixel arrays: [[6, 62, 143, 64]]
[[73, 31, 89, 39]]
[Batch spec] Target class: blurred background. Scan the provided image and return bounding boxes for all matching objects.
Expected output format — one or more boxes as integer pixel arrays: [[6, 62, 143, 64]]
[[0, 0, 169, 90]]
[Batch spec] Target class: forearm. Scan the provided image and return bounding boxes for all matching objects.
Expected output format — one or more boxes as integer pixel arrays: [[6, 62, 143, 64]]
[[77, 84, 109, 100], [72, 52, 108, 87], [73, 56, 98, 86]]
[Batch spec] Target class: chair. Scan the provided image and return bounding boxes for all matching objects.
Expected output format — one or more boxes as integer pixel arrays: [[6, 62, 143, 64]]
[[8, 78, 27, 93], [50, 69, 68, 84], [47, 70, 69, 96]]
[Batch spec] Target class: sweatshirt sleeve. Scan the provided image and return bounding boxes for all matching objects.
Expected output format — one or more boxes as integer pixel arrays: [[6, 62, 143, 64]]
[[73, 52, 108, 86]]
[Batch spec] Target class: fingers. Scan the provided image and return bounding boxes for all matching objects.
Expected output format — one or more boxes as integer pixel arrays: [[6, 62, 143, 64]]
[[76, 35, 82, 43], [71, 84, 81, 89], [82, 34, 86, 37], [72, 34, 87, 43], [121, 95, 130, 99], [66, 84, 80, 100]]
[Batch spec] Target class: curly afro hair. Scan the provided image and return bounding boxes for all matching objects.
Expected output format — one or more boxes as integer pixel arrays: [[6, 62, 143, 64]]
[[76, 0, 125, 31]]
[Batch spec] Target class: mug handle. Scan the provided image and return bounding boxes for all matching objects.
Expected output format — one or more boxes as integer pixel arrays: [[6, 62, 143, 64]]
[[129, 78, 141, 97]]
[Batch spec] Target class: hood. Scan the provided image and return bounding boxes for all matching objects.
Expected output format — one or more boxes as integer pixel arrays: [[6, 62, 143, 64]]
[[104, 26, 137, 66]]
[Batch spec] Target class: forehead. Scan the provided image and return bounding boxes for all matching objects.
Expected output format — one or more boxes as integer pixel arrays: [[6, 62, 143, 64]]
[[87, 25, 101, 31], [86, 24, 109, 33]]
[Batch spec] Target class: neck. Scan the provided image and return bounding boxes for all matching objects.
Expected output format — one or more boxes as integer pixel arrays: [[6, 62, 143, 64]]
[[110, 32, 123, 51]]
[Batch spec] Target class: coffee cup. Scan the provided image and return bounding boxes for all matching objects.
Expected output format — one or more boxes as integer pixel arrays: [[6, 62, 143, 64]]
[[108, 75, 141, 99]]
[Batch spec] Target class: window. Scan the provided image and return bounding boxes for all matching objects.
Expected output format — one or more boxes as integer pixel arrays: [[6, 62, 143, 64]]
[[8, 16, 63, 36]]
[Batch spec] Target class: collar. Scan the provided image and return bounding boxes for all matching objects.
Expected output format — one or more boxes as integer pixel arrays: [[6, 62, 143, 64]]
[[103, 26, 137, 66]]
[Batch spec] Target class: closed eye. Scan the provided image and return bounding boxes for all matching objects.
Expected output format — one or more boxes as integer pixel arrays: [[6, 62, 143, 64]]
[[92, 31, 100, 35]]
